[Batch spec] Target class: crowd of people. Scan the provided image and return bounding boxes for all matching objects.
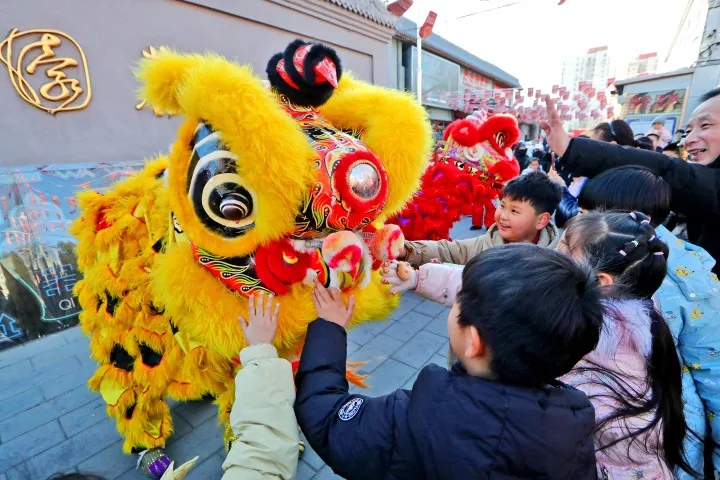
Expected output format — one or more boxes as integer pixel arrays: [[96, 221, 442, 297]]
[[200, 87, 720, 479], [57, 89, 720, 480]]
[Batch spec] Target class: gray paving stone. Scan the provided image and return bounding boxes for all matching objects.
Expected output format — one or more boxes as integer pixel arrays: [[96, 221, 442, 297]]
[[382, 311, 433, 342], [0, 402, 64, 443], [0, 333, 69, 369], [77, 440, 136, 480], [426, 354, 448, 368], [31, 354, 82, 386], [349, 334, 403, 373], [5, 420, 119, 479], [167, 396, 183, 410], [31, 337, 89, 370], [346, 340, 360, 356], [0, 472, 6, 480], [40, 364, 96, 400], [313, 464, 345, 479], [388, 293, 423, 321], [399, 292, 423, 310], [0, 361, 41, 402], [414, 299, 449, 318], [296, 459, 318, 480], [170, 411, 194, 439], [299, 431, 325, 470], [403, 355, 448, 390], [392, 330, 447, 369], [422, 314, 450, 338], [0, 387, 43, 422], [436, 342, 449, 357], [0, 359, 32, 385], [60, 326, 86, 343], [115, 466, 140, 480], [186, 450, 224, 479], [363, 359, 415, 397], [76, 352, 98, 367], [346, 318, 393, 346], [59, 398, 108, 437], [174, 399, 218, 427], [48, 384, 101, 414], [0, 421, 66, 472], [164, 417, 223, 465]]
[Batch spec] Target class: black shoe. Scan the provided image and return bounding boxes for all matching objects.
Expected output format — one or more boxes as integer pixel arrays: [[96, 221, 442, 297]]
[[469, 226, 483, 231]]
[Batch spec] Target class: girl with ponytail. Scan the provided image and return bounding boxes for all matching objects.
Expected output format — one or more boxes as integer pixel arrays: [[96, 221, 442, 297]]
[[558, 211, 695, 479]]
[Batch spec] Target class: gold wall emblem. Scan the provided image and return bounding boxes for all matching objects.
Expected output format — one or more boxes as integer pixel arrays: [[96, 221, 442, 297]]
[[135, 46, 171, 117], [0, 28, 91, 114]]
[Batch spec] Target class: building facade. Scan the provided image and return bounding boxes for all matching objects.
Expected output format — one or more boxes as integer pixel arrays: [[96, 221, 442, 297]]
[[665, 0, 709, 72], [0, 0, 398, 169], [622, 53, 660, 78], [392, 17, 521, 125], [562, 46, 611, 91]]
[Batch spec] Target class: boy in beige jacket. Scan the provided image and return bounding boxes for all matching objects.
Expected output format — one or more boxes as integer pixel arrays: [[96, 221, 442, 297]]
[[398, 172, 562, 267], [222, 292, 298, 480]]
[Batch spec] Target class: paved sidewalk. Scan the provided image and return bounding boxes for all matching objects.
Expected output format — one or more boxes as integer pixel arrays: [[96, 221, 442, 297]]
[[0, 219, 476, 480]]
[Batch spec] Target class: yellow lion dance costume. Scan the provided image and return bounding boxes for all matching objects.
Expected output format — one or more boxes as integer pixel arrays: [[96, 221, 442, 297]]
[[70, 40, 431, 478]]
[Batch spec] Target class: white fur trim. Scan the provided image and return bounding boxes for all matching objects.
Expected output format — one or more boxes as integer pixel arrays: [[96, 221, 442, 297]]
[[359, 242, 372, 288], [595, 299, 654, 360], [328, 269, 341, 289], [303, 268, 318, 286]]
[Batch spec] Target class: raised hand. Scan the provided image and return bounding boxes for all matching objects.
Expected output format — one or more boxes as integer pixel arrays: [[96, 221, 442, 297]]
[[312, 279, 355, 329], [239, 292, 280, 346], [380, 261, 418, 295], [540, 96, 571, 157]]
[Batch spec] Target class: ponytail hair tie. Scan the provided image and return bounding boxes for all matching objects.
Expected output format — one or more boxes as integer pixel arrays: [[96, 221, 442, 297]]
[[629, 212, 638, 221], [641, 220, 650, 225], [649, 235, 656, 241], [654, 252, 665, 256]]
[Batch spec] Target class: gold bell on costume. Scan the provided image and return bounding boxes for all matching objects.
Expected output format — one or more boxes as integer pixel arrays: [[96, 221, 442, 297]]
[[71, 39, 432, 478]]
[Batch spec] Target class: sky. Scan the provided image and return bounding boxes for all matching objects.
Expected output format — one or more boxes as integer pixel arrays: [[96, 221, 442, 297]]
[[402, 0, 691, 90]]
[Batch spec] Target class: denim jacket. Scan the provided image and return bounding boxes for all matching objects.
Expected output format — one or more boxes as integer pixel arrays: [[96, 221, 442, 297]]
[[655, 225, 720, 478]]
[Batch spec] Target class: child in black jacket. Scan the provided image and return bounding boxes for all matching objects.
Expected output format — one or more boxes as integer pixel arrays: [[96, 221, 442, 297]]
[[295, 244, 603, 479]]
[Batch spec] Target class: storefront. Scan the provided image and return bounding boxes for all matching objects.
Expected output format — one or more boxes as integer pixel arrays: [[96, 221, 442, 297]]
[[0, 0, 399, 349], [615, 68, 694, 135], [392, 17, 521, 132]]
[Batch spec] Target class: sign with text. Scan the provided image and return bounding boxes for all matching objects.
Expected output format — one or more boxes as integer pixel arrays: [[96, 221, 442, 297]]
[[0, 28, 92, 114]]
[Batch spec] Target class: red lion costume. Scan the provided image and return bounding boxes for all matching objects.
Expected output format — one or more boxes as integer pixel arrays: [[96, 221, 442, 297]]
[[389, 113, 520, 240]]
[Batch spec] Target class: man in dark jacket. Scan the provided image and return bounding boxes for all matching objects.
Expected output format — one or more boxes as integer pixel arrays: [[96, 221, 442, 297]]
[[542, 89, 720, 273], [295, 245, 601, 479]]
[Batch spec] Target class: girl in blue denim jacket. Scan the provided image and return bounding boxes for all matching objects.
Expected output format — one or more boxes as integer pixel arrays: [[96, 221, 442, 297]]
[[576, 165, 720, 478]]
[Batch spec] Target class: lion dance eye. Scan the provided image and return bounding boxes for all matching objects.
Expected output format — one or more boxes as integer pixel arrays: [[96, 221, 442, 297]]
[[219, 191, 253, 221], [187, 122, 256, 237]]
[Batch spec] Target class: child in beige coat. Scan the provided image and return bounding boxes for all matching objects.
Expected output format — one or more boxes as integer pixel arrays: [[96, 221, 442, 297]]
[[222, 293, 299, 480]]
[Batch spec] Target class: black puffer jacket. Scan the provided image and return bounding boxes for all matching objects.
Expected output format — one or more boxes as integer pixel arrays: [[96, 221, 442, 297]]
[[561, 137, 720, 273], [295, 319, 597, 480]]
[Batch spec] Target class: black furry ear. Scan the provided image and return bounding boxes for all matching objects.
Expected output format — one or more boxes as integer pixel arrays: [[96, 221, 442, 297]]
[[266, 52, 300, 101], [265, 39, 343, 107], [302, 43, 342, 88]]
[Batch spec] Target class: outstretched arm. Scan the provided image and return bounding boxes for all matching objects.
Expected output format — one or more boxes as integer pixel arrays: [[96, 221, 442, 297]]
[[294, 282, 416, 480], [541, 96, 720, 219]]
